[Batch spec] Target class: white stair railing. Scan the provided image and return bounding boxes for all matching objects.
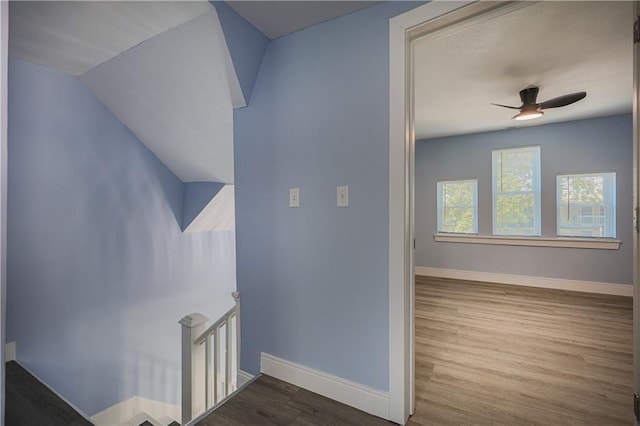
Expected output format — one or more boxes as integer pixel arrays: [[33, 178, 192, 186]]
[[179, 291, 240, 424]]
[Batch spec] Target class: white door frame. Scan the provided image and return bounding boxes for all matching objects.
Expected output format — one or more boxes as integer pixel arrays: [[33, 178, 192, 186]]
[[633, 3, 639, 425], [389, 2, 511, 422], [0, 2, 8, 424], [388, 2, 479, 422], [389, 1, 639, 424]]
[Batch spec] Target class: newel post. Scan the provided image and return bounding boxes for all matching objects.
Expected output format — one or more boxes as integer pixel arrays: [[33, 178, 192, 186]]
[[179, 312, 208, 424]]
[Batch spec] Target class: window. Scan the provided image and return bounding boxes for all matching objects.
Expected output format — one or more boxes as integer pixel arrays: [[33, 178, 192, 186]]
[[437, 179, 478, 234], [557, 172, 616, 238], [492, 146, 541, 236]]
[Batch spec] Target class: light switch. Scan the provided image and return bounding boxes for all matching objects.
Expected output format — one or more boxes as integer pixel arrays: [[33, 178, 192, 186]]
[[289, 188, 300, 208], [337, 186, 349, 207]]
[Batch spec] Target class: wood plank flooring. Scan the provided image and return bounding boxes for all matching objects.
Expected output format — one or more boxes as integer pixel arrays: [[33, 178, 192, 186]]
[[196, 375, 393, 425], [408, 276, 633, 426], [197, 277, 632, 425], [5, 361, 93, 426]]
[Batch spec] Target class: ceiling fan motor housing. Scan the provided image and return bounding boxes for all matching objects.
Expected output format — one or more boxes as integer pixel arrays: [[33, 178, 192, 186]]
[[520, 87, 540, 107]]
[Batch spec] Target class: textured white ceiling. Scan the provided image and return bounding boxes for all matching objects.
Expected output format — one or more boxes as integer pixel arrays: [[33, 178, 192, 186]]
[[414, 1, 633, 140], [226, 1, 380, 39], [9, 1, 211, 75], [80, 9, 239, 183]]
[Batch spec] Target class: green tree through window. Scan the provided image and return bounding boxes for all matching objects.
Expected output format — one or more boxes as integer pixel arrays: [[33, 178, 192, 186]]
[[437, 179, 477, 233], [492, 146, 541, 235], [557, 173, 616, 237]]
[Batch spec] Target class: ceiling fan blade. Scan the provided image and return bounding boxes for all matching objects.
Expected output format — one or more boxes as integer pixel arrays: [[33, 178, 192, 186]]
[[539, 92, 586, 109], [491, 103, 520, 110]]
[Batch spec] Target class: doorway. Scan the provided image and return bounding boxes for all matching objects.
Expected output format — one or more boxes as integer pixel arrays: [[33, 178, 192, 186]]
[[388, 2, 638, 424]]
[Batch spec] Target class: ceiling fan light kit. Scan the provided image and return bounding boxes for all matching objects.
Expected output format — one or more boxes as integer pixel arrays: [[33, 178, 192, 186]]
[[514, 110, 544, 121], [493, 86, 586, 121]]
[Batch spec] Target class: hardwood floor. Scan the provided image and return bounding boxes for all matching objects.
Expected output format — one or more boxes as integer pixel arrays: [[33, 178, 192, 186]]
[[5, 361, 92, 426], [197, 276, 632, 425], [409, 276, 633, 426], [196, 375, 393, 425]]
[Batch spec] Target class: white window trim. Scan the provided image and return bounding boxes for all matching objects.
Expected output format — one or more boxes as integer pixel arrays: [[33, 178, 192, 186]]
[[434, 233, 621, 249], [437, 179, 478, 234], [556, 171, 616, 238], [492, 145, 541, 236]]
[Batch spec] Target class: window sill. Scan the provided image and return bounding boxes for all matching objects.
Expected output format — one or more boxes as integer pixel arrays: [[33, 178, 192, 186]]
[[433, 233, 621, 250]]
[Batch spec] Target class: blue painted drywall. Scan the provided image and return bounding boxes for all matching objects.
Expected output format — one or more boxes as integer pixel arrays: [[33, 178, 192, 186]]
[[234, 2, 422, 392], [415, 114, 633, 284], [182, 182, 225, 230], [211, 1, 269, 104], [7, 58, 237, 416]]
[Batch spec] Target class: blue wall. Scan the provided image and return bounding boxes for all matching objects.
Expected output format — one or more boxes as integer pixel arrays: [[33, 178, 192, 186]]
[[234, 2, 420, 392], [7, 58, 237, 415], [182, 182, 225, 230], [415, 114, 633, 285], [211, 1, 269, 104]]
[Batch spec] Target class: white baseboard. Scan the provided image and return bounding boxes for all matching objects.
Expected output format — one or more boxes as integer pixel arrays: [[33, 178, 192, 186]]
[[260, 352, 389, 420], [91, 396, 180, 426], [5, 341, 15, 362], [415, 266, 633, 297], [237, 369, 254, 387]]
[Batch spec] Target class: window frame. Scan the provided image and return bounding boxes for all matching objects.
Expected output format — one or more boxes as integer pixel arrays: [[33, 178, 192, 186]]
[[556, 171, 616, 238], [436, 178, 478, 234], [491, 145, 541, 236]]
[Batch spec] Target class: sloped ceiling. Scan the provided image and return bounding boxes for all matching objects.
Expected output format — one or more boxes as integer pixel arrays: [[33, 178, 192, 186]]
[[8, 1, 248, 231], [414, 1, 632, 140], [9, 1, 241, 184], [80, 9, 240, 183], [9, 1, 211, 75]]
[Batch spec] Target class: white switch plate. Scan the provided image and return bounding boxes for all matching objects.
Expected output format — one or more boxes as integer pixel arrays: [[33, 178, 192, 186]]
[[337, 186, 349, 207], [289, 188, 300, 208]]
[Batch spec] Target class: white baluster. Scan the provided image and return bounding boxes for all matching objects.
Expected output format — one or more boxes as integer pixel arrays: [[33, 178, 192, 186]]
[[233, 291, 240, 389], [225, 319, 232, 396], [179, 293, 241, 421], [214, 325, 220, 404], [205, 338, 212, 408]]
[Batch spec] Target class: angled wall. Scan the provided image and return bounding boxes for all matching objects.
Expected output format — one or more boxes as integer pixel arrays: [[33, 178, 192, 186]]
[[234, 2, 421, 392], [182, 182, 225, 230], [211, 1, 269, 104], [183, 184, 235, 233], [6, 58, 237, 416], [80, 9, 238, 184]]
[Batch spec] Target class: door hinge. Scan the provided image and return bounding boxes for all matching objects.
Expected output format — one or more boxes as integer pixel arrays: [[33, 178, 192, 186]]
[[634, 15, 640, 44], [413, 238, 416, 250], [634, 206, 640, 233], [634, 393, 640, 421]]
